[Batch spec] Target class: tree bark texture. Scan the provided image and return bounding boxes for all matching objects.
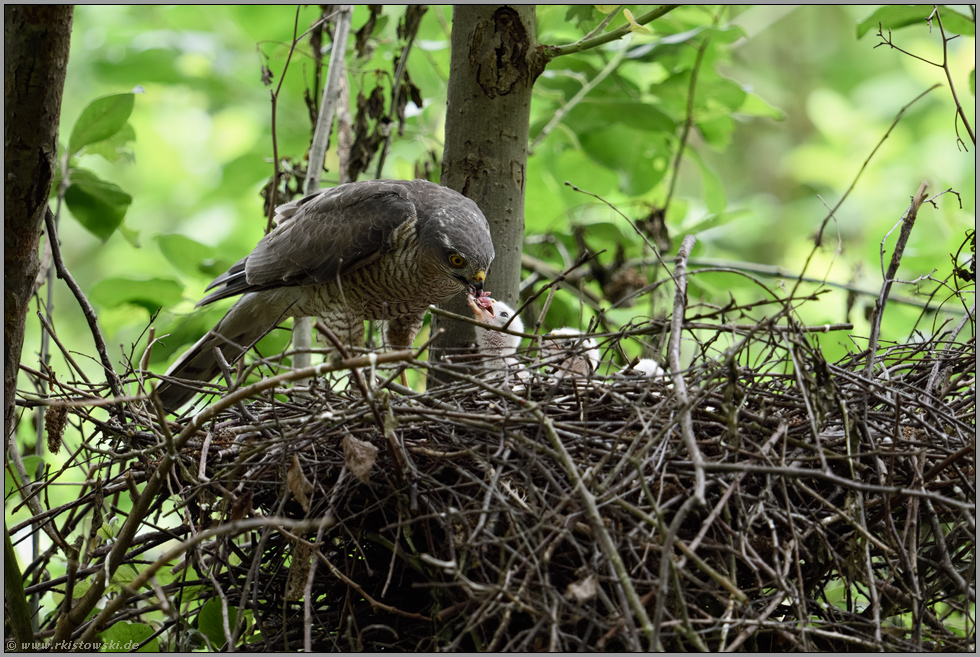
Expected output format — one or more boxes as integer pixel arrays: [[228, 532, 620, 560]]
[[4, 5, 74, 445], [431, 5, 543, 370]]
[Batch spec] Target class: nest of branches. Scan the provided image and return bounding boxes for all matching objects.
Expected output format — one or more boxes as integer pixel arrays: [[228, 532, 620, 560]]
[[21, 283, 975, 651]]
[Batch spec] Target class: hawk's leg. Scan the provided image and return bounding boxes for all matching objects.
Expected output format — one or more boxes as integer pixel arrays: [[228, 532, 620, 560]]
[[312, 308, 366, 393], [382, 311, 426, 387], [382, 311, 425, 350]]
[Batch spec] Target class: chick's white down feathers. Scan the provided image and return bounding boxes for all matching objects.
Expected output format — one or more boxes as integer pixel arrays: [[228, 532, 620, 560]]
[[466, 294, 524, 364], [540, 327, 600, 377], [467, 295, 667, 383]]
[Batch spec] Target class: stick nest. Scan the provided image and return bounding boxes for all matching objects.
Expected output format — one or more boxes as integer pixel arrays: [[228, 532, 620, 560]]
[[63, 314, 974, 652]]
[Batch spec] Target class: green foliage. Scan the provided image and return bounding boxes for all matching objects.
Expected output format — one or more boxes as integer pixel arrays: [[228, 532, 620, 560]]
[[89, 276, 183, 314], [63, 169, 133, 241], [856, 5, 975, 39], [196, 598, 240, 650], [100, 621, 159, 652], [58, 92, 140, 241], [155, 234, 232, 278], [68, 93, 136, 156]]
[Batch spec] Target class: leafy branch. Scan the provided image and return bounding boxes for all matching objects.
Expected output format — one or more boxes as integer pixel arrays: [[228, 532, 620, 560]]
[[542, 5, 679, 59]]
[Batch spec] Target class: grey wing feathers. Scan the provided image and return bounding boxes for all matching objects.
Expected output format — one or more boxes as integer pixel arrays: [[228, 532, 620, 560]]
[[197, 180, 419, 307], [197, 258, 248, 306]]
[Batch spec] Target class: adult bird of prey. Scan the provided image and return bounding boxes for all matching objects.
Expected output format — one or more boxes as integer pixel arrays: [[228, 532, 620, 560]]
[[156, 179, 494, 410]]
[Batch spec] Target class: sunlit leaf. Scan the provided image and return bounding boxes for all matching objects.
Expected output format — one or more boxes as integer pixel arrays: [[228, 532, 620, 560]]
[[623, 8, 653, 35], [68, 93, 136, 156], [90, 277, 184, 314], [72, 578, 91, 599], [117, 223, 142, 248], [97, 517, 118, 542], [101, 621, 159, 652], [84, 122, 136, 164], [738, 91, 785, 120], [64, 169, 132, 241], [696, 115, 736, 150]]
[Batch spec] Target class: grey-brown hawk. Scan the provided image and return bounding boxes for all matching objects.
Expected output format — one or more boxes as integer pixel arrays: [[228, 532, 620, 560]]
[[157, 179, 494, 410]]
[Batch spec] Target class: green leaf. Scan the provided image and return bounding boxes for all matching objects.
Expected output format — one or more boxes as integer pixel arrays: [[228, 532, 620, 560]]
[[90, 277, 184, 314], [566, 100, 676, 135], [701, 77, 747, 113], [156, 234, 230, 277], [84, 122, 136, 164], [118, 223, 142, 248], [198, 597, 239, 650], [580, 124, 670, 195], [101, 621, 159, 652], [72, 577, 91, 600], [696, 115, 736, 150], [568, 221, 639, 255], [97, 516, 120, 543], [623, 8, 653, 35], [648, 71, 695, 116], [689, 150, 727, 214], [68, 93, 136, 156], [738, 91, 785, 120], [64, 169, 132, 241], [857, 6, 975, 39], [565, 4, 596, 29]]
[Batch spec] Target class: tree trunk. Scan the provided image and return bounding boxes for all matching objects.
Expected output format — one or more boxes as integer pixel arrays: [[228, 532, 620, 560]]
[[430, 5, 543, 375], [4, 5, 74, 443], [3, 6, 74, 648]]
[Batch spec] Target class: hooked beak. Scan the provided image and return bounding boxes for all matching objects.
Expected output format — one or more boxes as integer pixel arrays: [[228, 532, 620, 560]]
[[468, 269, 486, 295]]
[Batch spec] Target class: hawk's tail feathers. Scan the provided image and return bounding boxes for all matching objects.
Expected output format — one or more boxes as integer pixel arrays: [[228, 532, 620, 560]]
[[155, 294, 282, 411]]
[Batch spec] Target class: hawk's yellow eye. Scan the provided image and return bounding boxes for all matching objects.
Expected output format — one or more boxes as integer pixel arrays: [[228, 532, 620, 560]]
[[448, 254, 466, 268]]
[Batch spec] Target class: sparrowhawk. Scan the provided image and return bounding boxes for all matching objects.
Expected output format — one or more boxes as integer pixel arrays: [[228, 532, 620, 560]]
[[157, 179, 494, 410]]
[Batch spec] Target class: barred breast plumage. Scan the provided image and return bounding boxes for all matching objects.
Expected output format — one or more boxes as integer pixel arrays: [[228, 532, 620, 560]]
[[156, 179, 494, 410]]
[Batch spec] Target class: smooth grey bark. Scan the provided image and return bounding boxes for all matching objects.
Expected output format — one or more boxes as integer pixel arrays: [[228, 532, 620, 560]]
[[430, 5, 543, 373]]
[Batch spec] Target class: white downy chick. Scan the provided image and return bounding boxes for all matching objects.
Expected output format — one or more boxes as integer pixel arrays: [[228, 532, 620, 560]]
[[541, 327, 601, 378], [618, 357, 667, 381], [466, 292, 524, 372]]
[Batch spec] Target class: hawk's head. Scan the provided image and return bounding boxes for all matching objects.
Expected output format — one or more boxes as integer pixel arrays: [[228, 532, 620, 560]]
[[414, 181, 495, 294]]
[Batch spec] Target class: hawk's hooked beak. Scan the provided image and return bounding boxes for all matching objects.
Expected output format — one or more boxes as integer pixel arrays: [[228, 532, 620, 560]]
[[468, 270, 486, 294]]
